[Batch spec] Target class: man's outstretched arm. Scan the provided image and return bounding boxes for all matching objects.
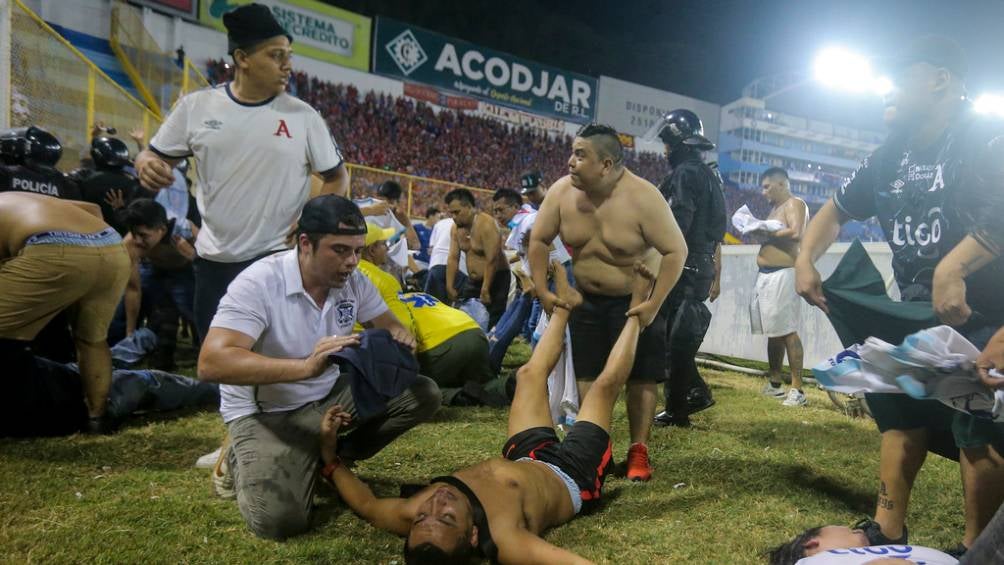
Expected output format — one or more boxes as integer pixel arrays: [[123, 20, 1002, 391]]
[[320, 406, 417, 535], [496, 527, 595, 565]]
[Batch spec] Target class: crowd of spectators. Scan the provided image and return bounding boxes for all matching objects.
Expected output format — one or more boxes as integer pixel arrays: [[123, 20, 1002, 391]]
[[206, 61, 884, 243]]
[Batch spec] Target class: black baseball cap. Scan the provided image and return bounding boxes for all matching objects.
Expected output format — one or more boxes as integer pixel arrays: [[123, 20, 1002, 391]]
[[297, 195, 366, 235], [877, 35, 968, 79], [520, 171, 543, 194], [223, 3, 293, 55]]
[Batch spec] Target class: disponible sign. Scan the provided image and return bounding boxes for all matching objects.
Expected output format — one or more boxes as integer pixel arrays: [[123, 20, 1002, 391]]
[[374, 17, 596, 123], [596, 76, 720, 142], [200, 0, 371, 71]]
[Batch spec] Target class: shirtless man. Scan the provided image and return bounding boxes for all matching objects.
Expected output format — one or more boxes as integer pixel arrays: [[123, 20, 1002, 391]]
[[529, 124, 687, 482], [445, 188, 511, 329], [752, 168, 810, 407], [0, 192, 130, 433], [319, 264, 655, 564]]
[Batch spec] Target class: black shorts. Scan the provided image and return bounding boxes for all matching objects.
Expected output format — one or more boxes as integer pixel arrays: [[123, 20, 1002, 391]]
[[503, 422, 612, 511], [460, 271, 511, 326], [568, 292, 667, 382]]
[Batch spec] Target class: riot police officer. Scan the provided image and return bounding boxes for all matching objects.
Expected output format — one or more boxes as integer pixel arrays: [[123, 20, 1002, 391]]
[[646, 109, 727, 427], [0, 126, 80, 200], [78, 135, 151, 235]]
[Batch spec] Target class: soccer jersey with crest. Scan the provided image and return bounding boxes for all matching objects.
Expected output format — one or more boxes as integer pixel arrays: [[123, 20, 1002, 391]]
[[834, 110, 1004, 320], [149, 83, 343, 262]]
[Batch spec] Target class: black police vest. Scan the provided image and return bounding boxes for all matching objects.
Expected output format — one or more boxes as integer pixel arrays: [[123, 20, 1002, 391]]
[[659, 155, 727, 255], [0, 164, 80, 200]]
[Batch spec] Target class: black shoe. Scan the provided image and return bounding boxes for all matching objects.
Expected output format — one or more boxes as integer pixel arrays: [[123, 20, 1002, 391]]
[[653, 410, 691, 428], [686, 395, 716, 416], [943, 543, 967, 558], [85, 414, 119, 435], [853, 518, 907, 545]]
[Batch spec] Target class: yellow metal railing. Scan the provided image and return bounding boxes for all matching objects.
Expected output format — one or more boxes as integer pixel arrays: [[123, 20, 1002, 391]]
[[110, 1, 209, 116], [346, 164, 493, 218], [5, 1, 491, 206], [8, 0, 162, 170]]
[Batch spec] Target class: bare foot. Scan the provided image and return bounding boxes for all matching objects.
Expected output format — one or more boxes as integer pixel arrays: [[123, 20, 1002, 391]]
[[552, 267, 583, 310], [630, 262, 656, 308]]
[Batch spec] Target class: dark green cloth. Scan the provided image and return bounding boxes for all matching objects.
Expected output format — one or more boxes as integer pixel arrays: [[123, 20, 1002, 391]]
[[821, 239, 937, 348], [821, 239, 1004, 456], [417, 329, 509, 407]]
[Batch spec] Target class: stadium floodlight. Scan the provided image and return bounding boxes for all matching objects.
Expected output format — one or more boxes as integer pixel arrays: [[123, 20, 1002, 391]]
[[813, 47, 892, 97], [974, 94, 1004, 117], [814, 47, 874, 92], [872, 76, 893, 97]]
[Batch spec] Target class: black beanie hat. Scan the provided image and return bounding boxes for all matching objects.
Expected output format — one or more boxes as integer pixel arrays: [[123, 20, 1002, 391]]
[[223, 3, 293, 55]]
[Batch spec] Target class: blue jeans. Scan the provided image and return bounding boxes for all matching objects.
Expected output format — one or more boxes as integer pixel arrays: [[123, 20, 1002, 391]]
[[488, 292, 534, 374], [523, 261, 575, 344], [423, 264, 468, 305], [105, 367, 219, 420], [108, 264, 196, 346]]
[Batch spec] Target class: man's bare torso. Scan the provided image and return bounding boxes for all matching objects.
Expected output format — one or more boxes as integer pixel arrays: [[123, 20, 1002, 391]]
[[757, 197, 806, 269], [0, 193, 108, 259], [455, 213, 507, 282], [415, 458, 575, 537], [551, 172, 661, 296]]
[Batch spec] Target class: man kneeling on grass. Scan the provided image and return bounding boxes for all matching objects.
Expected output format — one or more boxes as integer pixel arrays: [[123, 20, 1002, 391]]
[[317, 263, 656, 564]]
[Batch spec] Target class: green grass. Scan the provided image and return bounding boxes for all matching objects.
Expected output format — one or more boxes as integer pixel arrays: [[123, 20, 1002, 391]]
[[0, 343, 965, 564]]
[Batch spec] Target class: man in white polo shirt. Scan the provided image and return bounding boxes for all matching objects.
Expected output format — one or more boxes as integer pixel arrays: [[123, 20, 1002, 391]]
[[134, 3, 350, 340], [197, 196, 440, 540]]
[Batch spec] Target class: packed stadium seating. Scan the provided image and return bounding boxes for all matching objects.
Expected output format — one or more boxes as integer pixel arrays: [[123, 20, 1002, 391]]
[[206, 61, 884, 243]]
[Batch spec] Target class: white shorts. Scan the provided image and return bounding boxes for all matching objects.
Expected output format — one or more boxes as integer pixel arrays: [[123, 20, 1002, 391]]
[[750, 267, 801, 338]]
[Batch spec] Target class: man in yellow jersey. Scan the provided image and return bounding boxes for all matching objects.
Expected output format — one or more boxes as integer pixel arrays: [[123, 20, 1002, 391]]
[[358, 224, 509, 406]]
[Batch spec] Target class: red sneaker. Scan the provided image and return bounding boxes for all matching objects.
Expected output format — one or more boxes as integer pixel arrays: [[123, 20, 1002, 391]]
[[626, 443, 652, 482]]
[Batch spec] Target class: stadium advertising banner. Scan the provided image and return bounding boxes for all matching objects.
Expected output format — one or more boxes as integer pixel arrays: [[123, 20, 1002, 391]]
[[199, 0, 371, 71], [130, 0, 198, 19], [373, 17, 597, 123], [404, 83, 479, 111], [597, 76, 721, 142], [479, 102, 565, 133]]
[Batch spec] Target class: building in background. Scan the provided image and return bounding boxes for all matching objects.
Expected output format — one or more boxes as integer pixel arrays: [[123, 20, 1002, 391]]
[[717, 95, 884, 205]]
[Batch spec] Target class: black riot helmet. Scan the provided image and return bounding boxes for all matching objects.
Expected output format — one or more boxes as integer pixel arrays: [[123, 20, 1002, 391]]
[[643, 109, 715, 151], [0, 126, 63, 167], [90, 136, 131, 169]]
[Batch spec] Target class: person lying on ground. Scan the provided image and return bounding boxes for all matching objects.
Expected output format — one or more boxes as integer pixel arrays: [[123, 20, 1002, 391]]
[[318, 263, 657, 564]]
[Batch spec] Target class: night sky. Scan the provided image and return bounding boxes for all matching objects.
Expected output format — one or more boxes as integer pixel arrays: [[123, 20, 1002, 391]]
[[333, 0, 1004, 127]]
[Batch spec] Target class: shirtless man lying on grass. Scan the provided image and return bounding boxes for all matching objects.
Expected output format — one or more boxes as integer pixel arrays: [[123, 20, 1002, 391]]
[[317, 263, 656, 564]]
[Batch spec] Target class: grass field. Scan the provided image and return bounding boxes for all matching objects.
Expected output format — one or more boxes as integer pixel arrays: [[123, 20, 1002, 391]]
[[0, 343, 967, 564]]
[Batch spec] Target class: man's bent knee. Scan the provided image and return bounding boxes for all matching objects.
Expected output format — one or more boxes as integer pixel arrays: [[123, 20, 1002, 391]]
[[238, 483, 311, 541], [409, 376, 442, 421]]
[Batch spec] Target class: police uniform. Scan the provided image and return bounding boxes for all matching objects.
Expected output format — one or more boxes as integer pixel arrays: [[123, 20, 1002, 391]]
[[658, 147, 726, 422], [0, 163, 80, 200], [77, 167, 150, 235]]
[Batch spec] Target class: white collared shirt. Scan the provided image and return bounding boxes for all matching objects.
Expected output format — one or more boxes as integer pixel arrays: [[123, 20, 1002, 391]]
[[211, 249, 388, 423]]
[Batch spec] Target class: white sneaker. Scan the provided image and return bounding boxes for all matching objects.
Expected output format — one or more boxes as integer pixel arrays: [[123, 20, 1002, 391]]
[[195, 447, 222, 469], [762, 382, 786, 399], [782, 388, 808, 407]]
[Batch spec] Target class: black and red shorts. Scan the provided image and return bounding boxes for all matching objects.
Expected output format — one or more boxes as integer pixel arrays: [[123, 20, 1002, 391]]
[[502, 421, 612, 511]]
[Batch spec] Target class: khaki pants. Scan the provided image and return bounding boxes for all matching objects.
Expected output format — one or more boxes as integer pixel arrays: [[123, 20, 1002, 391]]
[[0, 242, 130, 342], [226, 375, 440, 540]]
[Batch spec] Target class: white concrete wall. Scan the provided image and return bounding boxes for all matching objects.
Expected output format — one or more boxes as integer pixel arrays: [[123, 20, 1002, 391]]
[[701, 242, 896, 367]]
